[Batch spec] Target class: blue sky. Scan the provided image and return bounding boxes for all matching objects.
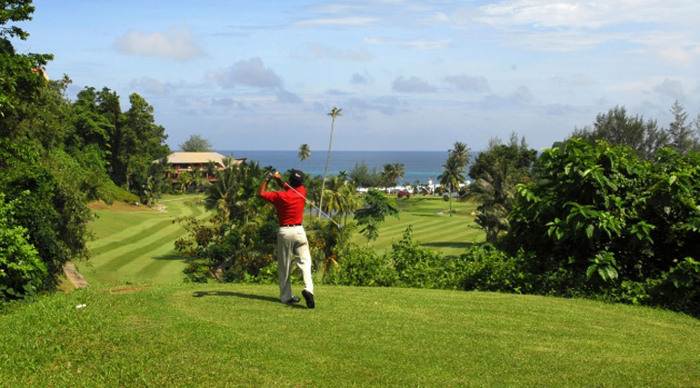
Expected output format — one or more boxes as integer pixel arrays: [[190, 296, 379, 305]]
[[14, 0, 700, 151]]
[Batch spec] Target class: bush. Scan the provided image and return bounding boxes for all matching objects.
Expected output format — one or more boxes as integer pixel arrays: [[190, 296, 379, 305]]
[[505, 140, 700, 316], [0, 193, 48, 301], [390, 227, 465, 289], [183, 262, 210, 283], [458, 245, 532, 293], [323, 245, 397, 287], [620, 257, 700, 317]]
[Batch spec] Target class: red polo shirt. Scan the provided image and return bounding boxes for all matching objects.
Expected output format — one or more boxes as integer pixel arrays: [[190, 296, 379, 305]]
[[261, 184, 306, 226]]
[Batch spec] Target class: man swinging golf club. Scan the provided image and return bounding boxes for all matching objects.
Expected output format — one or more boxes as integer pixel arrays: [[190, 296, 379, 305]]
[[257, 170, 315, 309]]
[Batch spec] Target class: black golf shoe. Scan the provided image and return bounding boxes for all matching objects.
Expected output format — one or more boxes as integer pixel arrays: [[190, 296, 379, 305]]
[[302, 290, 315, 309], [285, 297, 301, 304]]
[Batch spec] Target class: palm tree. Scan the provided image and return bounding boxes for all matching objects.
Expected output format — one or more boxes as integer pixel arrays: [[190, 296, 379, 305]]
[[437, 155, 466, 217], [297, 143, 310, 168], [449, 141, 470, 167], [381, 163, 405, 187], [319, 106, 342, 218], [205, 159, 264, 225]]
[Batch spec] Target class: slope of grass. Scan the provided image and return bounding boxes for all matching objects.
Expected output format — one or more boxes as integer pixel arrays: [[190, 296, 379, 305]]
[[1, 283, 699, 387], [83, 194, 479, 288], [353, 195, 484, 256], [81, 195, 207, 286]]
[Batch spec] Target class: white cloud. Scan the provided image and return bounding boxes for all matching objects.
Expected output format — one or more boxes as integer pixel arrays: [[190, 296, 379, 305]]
[[476, 0, 700, 29], [114, 27, 204, 61], [207, 58, 282, 89], [465, 0, 700, 56]]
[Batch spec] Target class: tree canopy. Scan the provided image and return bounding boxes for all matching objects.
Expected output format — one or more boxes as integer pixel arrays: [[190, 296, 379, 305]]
[[179, 134, 213, 152]]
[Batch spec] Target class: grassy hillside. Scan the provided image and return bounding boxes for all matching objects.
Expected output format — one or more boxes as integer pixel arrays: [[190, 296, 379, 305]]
[[351, 195, 484, 256], [2, 283, 699, 387], [82, 194, 481, 287], [82, 195, 207, 286]]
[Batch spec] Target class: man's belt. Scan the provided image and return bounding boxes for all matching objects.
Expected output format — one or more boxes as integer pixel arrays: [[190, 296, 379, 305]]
[[281, 223, 302, 227]]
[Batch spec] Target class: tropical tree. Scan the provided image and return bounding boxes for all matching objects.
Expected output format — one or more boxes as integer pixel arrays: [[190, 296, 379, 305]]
[[0, 192, 47, 301], [349, 161, 382, 187], [298, 143, 310, 168], [469, 134, 536, 242], [118, 93, 170, 190], [570, 106, 667, 159], [321, 174, 360, 225], [437, 154, 466, 217], [205, 159, 265, 225], [380, 163, 405, 187], [449, 141, 470, 166], [179, 134, 213, 152], [319, 106, 342, 217], [0, 1, 96, 299], [354, 190, 398, 243], [667, 101, 700, 155]]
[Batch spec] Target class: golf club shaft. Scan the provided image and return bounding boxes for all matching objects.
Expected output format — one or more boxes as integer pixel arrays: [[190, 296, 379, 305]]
[[270, 173, 342, 229], [287, 184, 343, 229]]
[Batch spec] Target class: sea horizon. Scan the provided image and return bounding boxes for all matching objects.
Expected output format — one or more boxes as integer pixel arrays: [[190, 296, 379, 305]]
[[218, 149, 474, 186]]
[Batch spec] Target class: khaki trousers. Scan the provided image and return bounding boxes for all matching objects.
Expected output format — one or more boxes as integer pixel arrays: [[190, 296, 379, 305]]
[[276, 225, 314, 302]]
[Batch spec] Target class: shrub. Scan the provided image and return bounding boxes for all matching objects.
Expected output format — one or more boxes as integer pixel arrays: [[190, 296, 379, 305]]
[[458, 245, 532, 293], [183, 262, 210, 283], [323, 245, 397, 287], [621, 257, 700, 317], [390, 227, 464, 289], [0, 193, 48, 301]]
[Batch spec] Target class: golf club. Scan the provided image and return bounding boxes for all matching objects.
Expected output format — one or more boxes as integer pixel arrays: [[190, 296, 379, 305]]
[[267, 172, 343, 230]]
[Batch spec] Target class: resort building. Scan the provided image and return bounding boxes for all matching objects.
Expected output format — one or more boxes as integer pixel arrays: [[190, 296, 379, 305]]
[[157, 152, 246, 182]]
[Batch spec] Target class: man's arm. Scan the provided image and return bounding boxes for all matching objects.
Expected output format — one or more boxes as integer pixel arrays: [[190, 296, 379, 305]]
[[257, 172, 283, 198]]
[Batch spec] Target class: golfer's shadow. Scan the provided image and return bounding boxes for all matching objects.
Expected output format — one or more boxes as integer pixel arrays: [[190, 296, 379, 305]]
[[192, 290, 303, 308]]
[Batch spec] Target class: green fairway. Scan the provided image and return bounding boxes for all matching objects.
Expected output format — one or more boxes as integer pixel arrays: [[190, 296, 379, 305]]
[[2, 283, 699, 387], [353, 195, 484, 256], [81, 195, 207, 286], [82, 194, 481, 288]]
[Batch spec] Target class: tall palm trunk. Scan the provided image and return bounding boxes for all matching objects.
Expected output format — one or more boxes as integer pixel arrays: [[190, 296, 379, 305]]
[[320, 107, 342, 218]]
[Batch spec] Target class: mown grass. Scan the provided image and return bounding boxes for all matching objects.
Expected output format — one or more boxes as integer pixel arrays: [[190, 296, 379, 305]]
[[351, 195, 484, 256], [81, 195, 207, 286], [83, 194, 479, 287], [2, 283, 699, 387]]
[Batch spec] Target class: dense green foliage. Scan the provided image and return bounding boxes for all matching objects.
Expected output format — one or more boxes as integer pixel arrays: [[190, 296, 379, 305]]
[[505, 139, 700, 315], [354, 189, 398, 242], [178, 134, 213, 152], [0, 1, 170, 303], [0, 193, 46, 299], [468, 134, 537, 242], [570, 104, 700, 158]]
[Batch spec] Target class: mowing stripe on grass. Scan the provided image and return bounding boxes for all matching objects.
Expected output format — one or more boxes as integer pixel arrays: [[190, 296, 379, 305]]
[[84, 195, 211, 285], [95, 222, 195, 273], [90, 218, 177, 255], [135, 252, 189, 281]]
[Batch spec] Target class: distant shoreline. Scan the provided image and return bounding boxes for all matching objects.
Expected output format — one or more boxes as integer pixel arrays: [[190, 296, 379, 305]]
[[217, 149, 474, 186]]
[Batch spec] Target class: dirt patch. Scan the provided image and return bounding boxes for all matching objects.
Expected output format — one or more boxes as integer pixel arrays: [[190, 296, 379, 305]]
[[107, 285, 147, 294]]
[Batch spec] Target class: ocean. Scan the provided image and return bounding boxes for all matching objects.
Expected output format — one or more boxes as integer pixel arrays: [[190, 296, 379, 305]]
[[218, 150, 470, 185]]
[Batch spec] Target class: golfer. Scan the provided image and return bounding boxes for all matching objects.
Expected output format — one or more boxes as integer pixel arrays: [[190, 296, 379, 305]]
[[257, 170, 315, 309]]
